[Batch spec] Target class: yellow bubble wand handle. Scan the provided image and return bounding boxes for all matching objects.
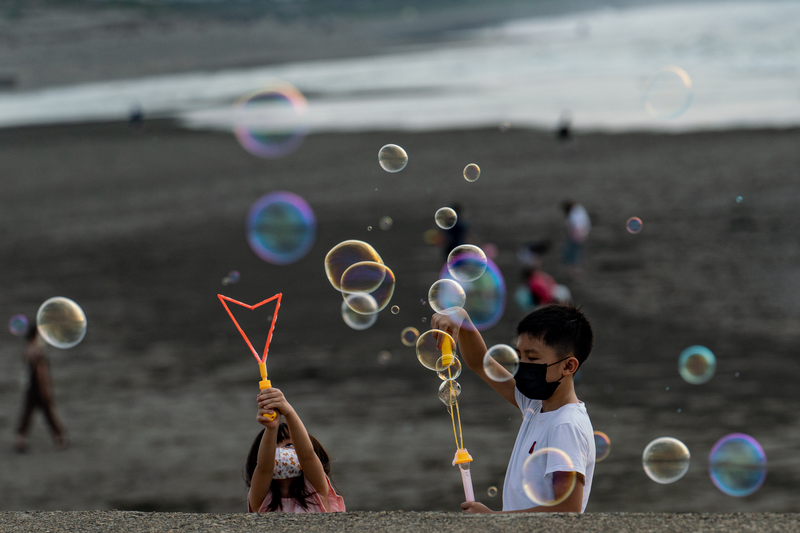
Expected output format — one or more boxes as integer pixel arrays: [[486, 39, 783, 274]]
[[258, 362, 277, 421]]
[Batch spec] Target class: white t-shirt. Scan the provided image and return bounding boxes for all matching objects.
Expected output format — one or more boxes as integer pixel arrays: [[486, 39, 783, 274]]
[[502, 388, 595, 512], [567, 204, 591, 243]]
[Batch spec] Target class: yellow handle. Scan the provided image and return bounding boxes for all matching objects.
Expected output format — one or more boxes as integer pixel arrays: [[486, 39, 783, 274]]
[[258, 362, 277, 421]]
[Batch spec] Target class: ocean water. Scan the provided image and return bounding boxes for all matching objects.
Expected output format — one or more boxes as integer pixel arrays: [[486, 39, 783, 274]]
[[0, 1, 798, 132]]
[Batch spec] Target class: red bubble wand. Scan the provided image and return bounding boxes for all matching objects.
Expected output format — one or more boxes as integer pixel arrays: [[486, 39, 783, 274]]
[[218, 292, 282, 421]]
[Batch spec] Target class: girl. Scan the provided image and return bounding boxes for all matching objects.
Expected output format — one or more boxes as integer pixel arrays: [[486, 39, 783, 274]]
[[244, 387, 344, 513]]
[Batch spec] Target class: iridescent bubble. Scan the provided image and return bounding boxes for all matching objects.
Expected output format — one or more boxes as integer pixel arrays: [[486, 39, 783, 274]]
[[342, 292, 379, 316], [736, 196, 743, 204], [642, 437, 691, 484], [341, 296, 378, 331], [447, 245, 488, 282], [421, 317, 427, 323], [341, 264, 395, 313], [438, 380, 461, 406], [379, 216, 393, 231], [233, 83, 308, 158], [522, 447, 577, 506], [483, 344, 519, 382], [643, 66, 693, 119], [367, 226, 373, 232], [222, 277, 231, 286], [391, 305, 400, 315], [340, 261, 387, 295], [439, 258, 505, 330], [228, 271, 240, 284], [428, 279, 466, 315], [325, 240, 383, 291], [437, 355, 462, 381], [416, 329, 456, 371], [401, 327, 419, 347], [626, 217, 643, 234], [678, 345, 716, 385], [36, 297, 87, 349], [463, 164, 481, 182], [435, 207, 458, 230], [709, 433, 767, 497], [247, 191, 316, 265], [594, 431, 611, 462], [487, 486, 498, 498], [377, 350, 392, 365], [378, 144, 408, 173], [9, 314, 28, 336]]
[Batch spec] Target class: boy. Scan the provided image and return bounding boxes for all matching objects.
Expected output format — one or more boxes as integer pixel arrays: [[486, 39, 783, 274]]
[[431, 304, 595, 513]]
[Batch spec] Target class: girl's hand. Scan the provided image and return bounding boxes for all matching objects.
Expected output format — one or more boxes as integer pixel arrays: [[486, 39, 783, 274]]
[[257, 388, 296, 419], [257, 407, 281, 428]]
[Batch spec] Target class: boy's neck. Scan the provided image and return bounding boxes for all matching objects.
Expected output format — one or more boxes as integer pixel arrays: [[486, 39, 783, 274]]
[[541, 378, 579, 413]]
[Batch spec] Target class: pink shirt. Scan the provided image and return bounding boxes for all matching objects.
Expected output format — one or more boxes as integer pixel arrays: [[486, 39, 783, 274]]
[[247, 475, 345, 513]]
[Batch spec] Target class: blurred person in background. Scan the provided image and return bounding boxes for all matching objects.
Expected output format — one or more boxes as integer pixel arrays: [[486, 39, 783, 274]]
[[15, 325, 67, 452], [561, 200, 591, 278], [516, 240, 572, 311]]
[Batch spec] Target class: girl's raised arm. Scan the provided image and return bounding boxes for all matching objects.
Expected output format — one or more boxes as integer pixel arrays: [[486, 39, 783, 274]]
[[248, 410, 280, 512]]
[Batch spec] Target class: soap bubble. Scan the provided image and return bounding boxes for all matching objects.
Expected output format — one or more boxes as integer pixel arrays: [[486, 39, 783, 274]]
[[736, 196, 743, 204], [343, 292, 379, 316], [341, 296, 378, 331], [36, 297, 87, 349], [678, 345, 716, 385], [416, 329, 456, 371], [447, 245, 488, 283], [325, 240, 383, 291], [428, 279, 466, 315], [437, 355, 462, 381], [463, 164, 481, 182], [435, 207, 458, 230], [522, 447, 577, 506], [367, 226, 372, 232], [438, 380, 461, 406], [391, 305, 400, 315], [247, 191, 316, 265], [379, 216, 393, 231], [439, 258, 505, 330], [642, 437, 691, 484], [643, 66, 693, 119], [594, 431, 611, 462], [709, 433, 767, 497], [222, 277, 231, 286], [9, 314, 28, 336], [483, 344, 519, 382], [401, 327, 420, 346], [421, 317, 427, 323], [377, 350, 392, 365], [378, 144, 408, 172], [340, 261, 387, 295], [487, 486, 498, 497], [626, 217, 643, 234], [233, 83, 308, 158], [228, 271, 240, 284]]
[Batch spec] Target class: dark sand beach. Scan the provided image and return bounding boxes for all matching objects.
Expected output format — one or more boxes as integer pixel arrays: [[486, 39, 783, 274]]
[[1, 120, 799, 514]]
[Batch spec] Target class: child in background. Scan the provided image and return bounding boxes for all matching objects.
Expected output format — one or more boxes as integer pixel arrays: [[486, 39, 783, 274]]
[[244, 388, 344, 513], [432, 304, 595, 513]]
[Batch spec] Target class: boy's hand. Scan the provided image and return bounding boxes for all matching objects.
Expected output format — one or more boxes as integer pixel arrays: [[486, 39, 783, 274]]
[[257, 387, 296, 419], [431, 309, 470, 349], [461, 501, 493, 513]]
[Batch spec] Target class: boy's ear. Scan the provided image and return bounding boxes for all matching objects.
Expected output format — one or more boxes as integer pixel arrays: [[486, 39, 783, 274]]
[[564, 356, 579, 375]]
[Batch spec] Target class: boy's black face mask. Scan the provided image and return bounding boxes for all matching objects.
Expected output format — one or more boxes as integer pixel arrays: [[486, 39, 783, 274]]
[[515, 358, 569, 400]]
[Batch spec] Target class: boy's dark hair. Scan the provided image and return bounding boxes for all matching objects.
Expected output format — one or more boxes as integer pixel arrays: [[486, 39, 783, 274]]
[[243, 422, 337, 511], [516, 304, 593, 367]]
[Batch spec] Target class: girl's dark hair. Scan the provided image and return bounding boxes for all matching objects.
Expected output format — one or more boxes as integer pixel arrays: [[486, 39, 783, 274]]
[[243, 423, 336, 512]]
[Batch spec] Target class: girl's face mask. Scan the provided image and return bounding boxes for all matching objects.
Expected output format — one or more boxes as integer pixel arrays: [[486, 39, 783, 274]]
[[274, 446, 302, 479]]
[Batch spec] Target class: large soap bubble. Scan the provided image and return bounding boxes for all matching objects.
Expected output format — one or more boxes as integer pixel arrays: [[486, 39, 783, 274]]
[[594, 431, 611, 462], [416, 329, 456, 371], [439, 258, 505, 330], [522, 447, 577, 506], [447, 245, 487, 283], [678, 345, 716, 385], [709, 433, 767, 497], [9, 314, 28, 336], [642, 437, 690, 484], [233, 83, 308, 158], [483, 344, 519, 382], [438, 380, 461, 406], [341, 296, 378, 331], [428, 279, 466, 315], [36, 297, 87, 349], [643, 66, 693, 119], [247, 191, 316, 265], [378, 144, 408, 173], [435, 207, 457, 230], [325, 240, 383, 291]]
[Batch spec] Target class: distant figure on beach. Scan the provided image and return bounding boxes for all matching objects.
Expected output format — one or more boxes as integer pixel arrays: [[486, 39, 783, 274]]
[[517, 241, 573, 310], [15, 325, 67, 452], [441, 202, 469, 263], [245, 387, 344, 513], [561, 200, 591, 277], [556, 111, 572, 141], [432, 305, 595, 513]]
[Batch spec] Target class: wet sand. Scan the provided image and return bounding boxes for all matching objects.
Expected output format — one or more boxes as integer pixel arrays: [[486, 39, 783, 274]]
[[0, 122, 799, 513]]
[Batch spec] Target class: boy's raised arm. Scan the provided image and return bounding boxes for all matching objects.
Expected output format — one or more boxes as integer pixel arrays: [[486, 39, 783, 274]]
[[431, 310, 518, 408]]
